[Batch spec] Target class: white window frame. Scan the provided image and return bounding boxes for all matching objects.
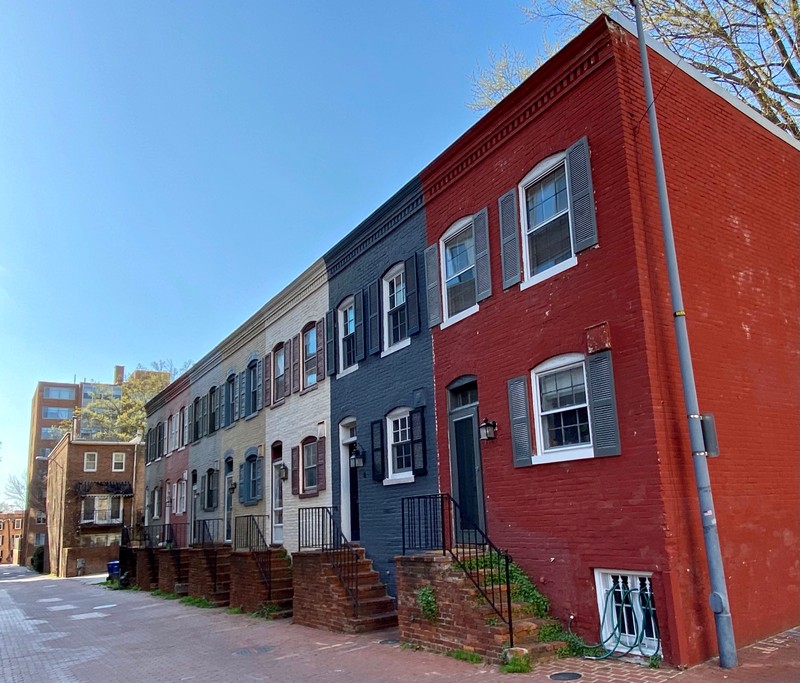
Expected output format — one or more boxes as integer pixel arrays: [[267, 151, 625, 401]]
[[152, 487, 161, 520], [35, 511, 46, 525], [273, 345, 286, 400], [518, 152, 578, 290], [302, 439, 318, 492], [112, 452, 126, 472], [302, 324, 318, 388], [81, 495, 123, 525], [338, 297, 358, 376], [594, 569, 661, 657], [179, 406, 187, 447], [439, 217, 479, 327], [382, 263, 411, 356], [14, 518, 23, 530], [247, 363, 258, 416], [177, 479, 187, 514], [531, 353, 594, 465], [83, 452, 98, 472], [384, 407, 414, 485]]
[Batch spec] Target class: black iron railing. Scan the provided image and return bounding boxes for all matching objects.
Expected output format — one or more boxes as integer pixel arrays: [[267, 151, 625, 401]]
[[136, 523, 190, 549], [234, 515, 273, 601], [299, 506, 360, 617], [192, 518, 224, 546], [401, 493, 514, 647]]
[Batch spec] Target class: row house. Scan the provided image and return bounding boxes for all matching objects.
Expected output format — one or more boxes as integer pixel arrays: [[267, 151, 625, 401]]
[[133, 14, 798, 668]]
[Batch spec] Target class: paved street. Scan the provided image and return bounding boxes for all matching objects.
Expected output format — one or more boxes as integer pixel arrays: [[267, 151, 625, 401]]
[[1, 565, 797, 683]]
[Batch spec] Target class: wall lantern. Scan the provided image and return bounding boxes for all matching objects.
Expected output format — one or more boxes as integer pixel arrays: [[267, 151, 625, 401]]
[[276, 463, 289, 481], [479, 418, 498, 441], [349, 444, 366, 469], [227, 480, 237, 495]]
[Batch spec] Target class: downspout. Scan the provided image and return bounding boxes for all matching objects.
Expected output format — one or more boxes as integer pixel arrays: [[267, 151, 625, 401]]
[[629, 1, 737, 668]]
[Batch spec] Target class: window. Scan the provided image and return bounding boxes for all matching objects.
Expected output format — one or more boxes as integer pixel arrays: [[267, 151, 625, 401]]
[[595, 570, 661, 656], [176, 479, 187, 514], [42, 406, 72, 420], [81, 495, 123, 525], [152, 487, 161, 520], [193, 398, 201, 441], [39, 447, 52, 458], [303, 325, 317, 388], [239, 452, 263, 505], [112, 452, 125, 472], [303, 439, 318, 491], [84, 452, 97, 472], [443, 219, 476, 318], [43, 386, 75, 400], [14, 518, 22, 530], [246, 360, 261, 415], [34, 532, 46, 546], [536, 360, 590, 452], [387, 409, 413, 479], [41, 427, 62, 441], [273, 345, 286, 400], [35, 511, 46, 524], [227, 374, 236, 423], [156, 422, 165, 458], [0, 521, 4, 530], [202, 469, 218, 510], [209, 387, 218, 432], [339, 298, 357, 372], [180, 407, 188, 447], [383, 264, 408, 350]]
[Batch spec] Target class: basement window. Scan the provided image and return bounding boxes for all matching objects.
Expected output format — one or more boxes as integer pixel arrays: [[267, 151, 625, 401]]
[[594, 570, 661, 656]]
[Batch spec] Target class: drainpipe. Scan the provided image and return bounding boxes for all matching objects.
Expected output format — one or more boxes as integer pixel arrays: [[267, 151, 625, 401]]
[[629, 1, 737, 668]]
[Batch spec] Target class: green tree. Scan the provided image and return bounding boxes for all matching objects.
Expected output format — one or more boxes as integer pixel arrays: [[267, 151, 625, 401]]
[[470, 0, 799, 138]]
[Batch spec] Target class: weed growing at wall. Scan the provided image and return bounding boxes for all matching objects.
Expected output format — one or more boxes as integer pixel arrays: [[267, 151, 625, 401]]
[[416, 586, 438, 622]]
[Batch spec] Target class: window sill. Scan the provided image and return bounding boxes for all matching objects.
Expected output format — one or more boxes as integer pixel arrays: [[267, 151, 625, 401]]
[[337, 364, 358, 380], [270, 399, 285, 410], [520, 255, 577, 291], [299, 490, 319, 499], [178, 446, 186, 451], [244, 412, 259, 421], [382, 474, 415, 486], [530, 446, 596, 465], [300, 384, 318, 396], [440, 304, 479, 330], [381, 337, 411, 358]]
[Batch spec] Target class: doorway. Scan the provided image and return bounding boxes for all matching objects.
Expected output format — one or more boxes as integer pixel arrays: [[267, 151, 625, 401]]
[[339, 419, 360, 542], [272, 461, 284, 544], [448, 378, 485, 539]]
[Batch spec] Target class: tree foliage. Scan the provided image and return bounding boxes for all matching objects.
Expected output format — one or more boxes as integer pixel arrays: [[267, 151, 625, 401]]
[[470, 0, 799, 138]]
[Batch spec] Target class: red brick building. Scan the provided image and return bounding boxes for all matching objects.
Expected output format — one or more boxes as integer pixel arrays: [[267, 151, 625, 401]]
[[0, 511, 24, 564], [45, 433, 142, 577], [420, 16, 798, 667]]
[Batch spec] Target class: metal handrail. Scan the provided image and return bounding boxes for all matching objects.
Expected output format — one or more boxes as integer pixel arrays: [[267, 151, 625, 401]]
[[234, 515, 273, 601], [299, 506, 359, 617], [192, 518, 223, 546], [401, 493, 514, 647], [136, 523, 189, 549]]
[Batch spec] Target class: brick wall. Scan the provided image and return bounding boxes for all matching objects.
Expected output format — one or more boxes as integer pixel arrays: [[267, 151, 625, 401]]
[[291, 551, 358, 632], [61, 545, 118, 578], [157, 548, 189, 593], [187, 547, 230, 602], [134, 548, 158, 590]]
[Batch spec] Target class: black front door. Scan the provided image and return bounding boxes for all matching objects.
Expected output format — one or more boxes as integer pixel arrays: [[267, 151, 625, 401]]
[[448, 381, 485, 539]]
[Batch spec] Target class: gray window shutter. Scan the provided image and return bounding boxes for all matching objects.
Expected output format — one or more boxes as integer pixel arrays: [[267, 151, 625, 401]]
[[507, 375, 534, 467], [211, 471, 219, 509], [473, 208, 492, 302], [499, 189, 521, 288], [256, 358, 263, 409], [255, 458, 263, 500], [233, 374, 240, 421], [238, 464, 245, 504], [202, 395, 208, 437], [315, 319, 326, 382], [405, 253, 420, 335], [325, 310, 336, 377], [187, 403, 194, 442], [354, 289, 365, 361], [263, 354, 271, 407], [239, 371, 246, 416], [567, 137, 597, 252], [291, 446, 299, 495], [218, 385, 225, 429], [316, 437, 326, 491], [367, 279, 381, 356], [424, 244, 441, 327], [371, 419, 384, 482], [284, 339, 293, 398], [410, 407, 426, 476], [291, 335, 301, 393], [587, 350, 621, 457], [200, 474, 207, 510]]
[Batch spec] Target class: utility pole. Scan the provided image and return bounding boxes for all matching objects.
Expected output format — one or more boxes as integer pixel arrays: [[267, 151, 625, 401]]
[[630, 0, 737, 668]]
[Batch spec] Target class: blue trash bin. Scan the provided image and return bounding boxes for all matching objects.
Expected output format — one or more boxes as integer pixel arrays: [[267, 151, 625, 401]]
[[107, 560, 120, 581]]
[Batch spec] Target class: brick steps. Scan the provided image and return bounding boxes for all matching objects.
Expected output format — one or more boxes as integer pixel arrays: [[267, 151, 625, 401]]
[[229, 548, 294, 617]]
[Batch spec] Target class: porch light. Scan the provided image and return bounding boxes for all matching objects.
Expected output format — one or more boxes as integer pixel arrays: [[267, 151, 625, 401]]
[[349, 445, 366, 469], [479, 418, 498, 441], [227, 480, 237, 495], [276, 463, 289, 481]]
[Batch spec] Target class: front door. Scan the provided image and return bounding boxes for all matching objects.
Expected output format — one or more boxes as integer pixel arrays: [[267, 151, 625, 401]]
[[224, 473, 233, 543], [272, 464, 284, 544], [448, 381, 485, 540]]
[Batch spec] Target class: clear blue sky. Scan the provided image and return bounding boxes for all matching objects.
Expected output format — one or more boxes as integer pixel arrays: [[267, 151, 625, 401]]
[[0, 1, 553, 501]]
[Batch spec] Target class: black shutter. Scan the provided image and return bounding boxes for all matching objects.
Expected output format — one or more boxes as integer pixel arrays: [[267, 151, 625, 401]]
[[499, 189, 521, 288], [405, 253, 420, 335], [587, 350, 620, 457], [202, 395, 208, 437], [410, 407, 426, 476], [507, 375, 534, 467], [291, 334, 301, 393], [325, 310, 336, 377], [367, 279, 381, 355], [263, 354, 271, 407], [316, 437, 326, 491], [424, 244, 441, 327], [473, 208, 492, 302], [291, 446, 299, 495], [315, 319, 326, 381], [354, 289, 365, 362], [567, 137, 597, 252], [283, 341, 292, 398], [371, 419, 384, 482]]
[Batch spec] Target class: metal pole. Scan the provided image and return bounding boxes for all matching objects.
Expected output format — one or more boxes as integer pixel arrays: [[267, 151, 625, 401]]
[[630, 0, 737, 668]]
